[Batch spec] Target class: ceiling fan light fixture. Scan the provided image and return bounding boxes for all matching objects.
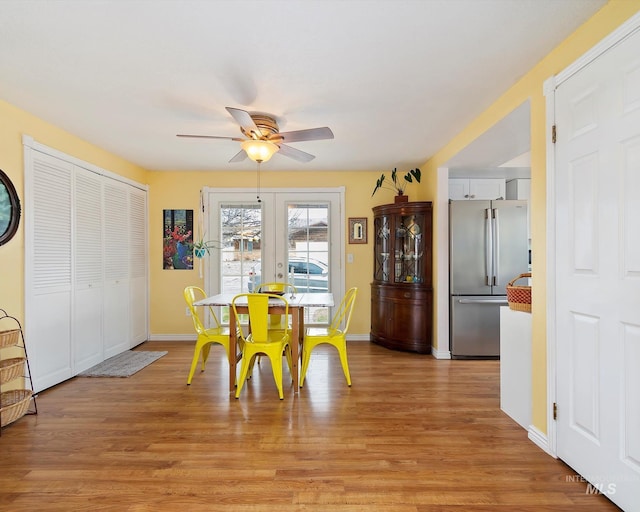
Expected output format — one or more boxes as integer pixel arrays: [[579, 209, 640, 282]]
[[241, 139, 279, 163]]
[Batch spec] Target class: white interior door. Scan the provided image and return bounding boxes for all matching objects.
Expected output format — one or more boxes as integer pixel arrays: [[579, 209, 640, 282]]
[[554, 26, 640, 510]]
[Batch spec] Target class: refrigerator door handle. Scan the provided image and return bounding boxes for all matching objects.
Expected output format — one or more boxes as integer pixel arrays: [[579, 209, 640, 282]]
[[484, 208, 492, 286], [457, 298, 509, 304], [492, 208, 500, 286]]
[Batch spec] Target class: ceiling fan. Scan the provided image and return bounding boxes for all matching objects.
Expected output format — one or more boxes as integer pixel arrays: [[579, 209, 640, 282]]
[[177, 107, 334, 163]]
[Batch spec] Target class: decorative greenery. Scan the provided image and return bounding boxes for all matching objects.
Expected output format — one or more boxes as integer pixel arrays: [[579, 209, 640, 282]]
[[192, 235, 222, 256], [372, 167, 421, 196]]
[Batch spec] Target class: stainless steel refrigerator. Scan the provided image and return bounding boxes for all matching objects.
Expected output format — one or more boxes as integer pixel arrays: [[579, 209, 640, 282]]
[[449, 200, 529, 358]]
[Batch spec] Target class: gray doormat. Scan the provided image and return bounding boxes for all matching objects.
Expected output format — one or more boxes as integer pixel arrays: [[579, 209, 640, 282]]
[[77, 350, 168, 377]]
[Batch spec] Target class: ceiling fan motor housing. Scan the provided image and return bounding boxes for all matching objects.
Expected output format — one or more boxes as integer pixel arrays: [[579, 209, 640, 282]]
[[243, 114, 281, 141]]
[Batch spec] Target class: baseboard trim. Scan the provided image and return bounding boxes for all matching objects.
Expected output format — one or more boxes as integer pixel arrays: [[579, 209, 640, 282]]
[[346, 334, 370, 342], [528, 425, 555, 457], [431, 347, 452, 359], [148, 334, 194, 342]]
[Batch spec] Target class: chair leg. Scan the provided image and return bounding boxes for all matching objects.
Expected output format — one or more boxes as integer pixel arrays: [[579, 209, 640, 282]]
[[187, 343, 204, 385], [201, 343, 212, 370], [269, 351, 285, 400], [284, 344, 293, 376], [299, 344, 312, 388], [337, 344, 352, 386], [235, 352, 255, 398]]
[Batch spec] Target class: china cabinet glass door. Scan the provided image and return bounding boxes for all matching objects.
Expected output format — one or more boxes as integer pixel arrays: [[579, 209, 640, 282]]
[[374, 215, 390, 282]]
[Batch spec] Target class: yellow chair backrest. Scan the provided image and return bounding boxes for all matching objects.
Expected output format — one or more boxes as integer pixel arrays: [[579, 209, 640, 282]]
[[256, 282, 296, 327], [184, 286, 221, 335], [256, 282, 297, 293], [232, 293, 289, 343], [329, 287, 358, 335]]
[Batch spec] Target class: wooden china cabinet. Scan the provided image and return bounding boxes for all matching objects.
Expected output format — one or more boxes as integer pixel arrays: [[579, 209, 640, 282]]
[[370, 201, 433, 354]]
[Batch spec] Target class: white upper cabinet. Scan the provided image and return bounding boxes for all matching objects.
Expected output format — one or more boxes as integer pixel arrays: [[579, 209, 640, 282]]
[[505, 178, 531, 200], [506, 178, 531, 241], [449, 178, 506, 200]]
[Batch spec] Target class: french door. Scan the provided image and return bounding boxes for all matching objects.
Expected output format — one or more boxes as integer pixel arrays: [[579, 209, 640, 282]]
[[204, 188, 344, 325]]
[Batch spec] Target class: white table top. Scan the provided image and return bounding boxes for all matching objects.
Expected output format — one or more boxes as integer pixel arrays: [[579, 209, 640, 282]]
[[194, 292, 334, 308]]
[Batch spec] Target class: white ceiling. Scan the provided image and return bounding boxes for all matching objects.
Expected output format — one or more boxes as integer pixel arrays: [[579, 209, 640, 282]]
[[447, 99, 531, 177], [0, 0, 606, 173]]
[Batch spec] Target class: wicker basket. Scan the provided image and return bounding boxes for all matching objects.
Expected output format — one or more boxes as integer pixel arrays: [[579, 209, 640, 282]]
[[0, 357, 25, 385], [1, 389, 33, 427], [0, 329, 20, 349], [506, 273, 532, 313]]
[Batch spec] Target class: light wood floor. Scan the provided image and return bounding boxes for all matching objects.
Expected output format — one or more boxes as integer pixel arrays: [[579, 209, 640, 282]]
[[0, 340, 619, 511]]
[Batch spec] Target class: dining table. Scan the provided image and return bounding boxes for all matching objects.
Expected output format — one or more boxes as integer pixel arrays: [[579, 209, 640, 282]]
[[193, 292, 334, 394]]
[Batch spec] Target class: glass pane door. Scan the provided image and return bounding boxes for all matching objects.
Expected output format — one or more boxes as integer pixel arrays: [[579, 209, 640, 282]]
[[206, 188, 343, 326], [219, 203, 261, 295], [286, 203, 330, 324]]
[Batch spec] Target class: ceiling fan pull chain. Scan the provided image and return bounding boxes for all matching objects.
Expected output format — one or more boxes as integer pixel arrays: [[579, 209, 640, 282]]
[[256, 161, 262, 203]]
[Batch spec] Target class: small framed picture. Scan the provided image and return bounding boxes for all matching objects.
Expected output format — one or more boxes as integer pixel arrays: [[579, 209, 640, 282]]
[[348, 217, 367, 244]]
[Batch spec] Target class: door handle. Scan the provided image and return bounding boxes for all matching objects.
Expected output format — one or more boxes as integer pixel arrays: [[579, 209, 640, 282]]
[[492, 208, 499, 286], [484, 208, 492, 286], [457, 298, 508, 305]]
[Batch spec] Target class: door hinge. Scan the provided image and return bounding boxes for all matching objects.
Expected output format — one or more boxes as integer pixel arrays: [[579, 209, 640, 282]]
[[553, 402, 558, 420], [552, 125, 557, 143]]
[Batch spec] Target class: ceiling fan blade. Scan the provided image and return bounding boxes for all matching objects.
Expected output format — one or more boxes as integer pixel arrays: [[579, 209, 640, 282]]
[[177, 134, 244, 141], [229, 150, 247, 163], [277, 144, 315, 163], [276, 126, 334, 143], [225, 107, 259, 135]]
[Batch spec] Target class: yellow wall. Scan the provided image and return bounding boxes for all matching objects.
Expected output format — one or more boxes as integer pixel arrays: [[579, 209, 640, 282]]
[[421, 0, 640, 433], [0, 98, 147, 323], [148, 169, 397, 336], [2, 0, 638, 437], [1, 88, 413, 341]]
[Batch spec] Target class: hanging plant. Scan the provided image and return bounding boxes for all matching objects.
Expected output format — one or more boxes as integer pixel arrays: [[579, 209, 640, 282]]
[[192, 237, 222, 258]]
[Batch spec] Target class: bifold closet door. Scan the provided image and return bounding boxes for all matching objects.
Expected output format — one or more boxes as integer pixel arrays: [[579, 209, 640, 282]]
[[103, 180, 130, 358], [73, 169, 104, 373], [27, 152, 74, 392], [128, 187, 147, 347]]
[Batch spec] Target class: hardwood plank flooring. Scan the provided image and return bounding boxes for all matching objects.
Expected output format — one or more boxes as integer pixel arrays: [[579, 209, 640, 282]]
[[0, 341, 619, 511]]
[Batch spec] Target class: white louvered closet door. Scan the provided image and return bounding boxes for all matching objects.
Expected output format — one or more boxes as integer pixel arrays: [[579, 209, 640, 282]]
[[73, 170, 104, 372], [26, 139, 149, 391], [103, 180, 130, 358], [28, 153, 74, 392], [24, 137, 148, 392], [129, 188, 147, 346]]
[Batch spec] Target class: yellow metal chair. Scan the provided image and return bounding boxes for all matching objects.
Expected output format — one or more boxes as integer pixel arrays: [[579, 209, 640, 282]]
[[256, 282, 297, 329], [232, 293, 293, 400], [256, 282, 297, 294], [300, 287, 358, 387], [184, 286, 235, 385]]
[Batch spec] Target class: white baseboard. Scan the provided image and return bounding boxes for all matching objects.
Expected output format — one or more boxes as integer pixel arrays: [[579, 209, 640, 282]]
[[528, 425, 555, 457], [431, 346, 452, 359], [346, 334, 371, 342], [148, 334, 194, 342]]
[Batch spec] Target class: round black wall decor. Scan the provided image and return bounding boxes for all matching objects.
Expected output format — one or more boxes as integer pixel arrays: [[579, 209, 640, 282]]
[[0, 169, 21, 246]]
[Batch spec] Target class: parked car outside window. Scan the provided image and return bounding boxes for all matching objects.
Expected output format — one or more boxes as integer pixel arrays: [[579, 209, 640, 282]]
[[248, 257, 328, 292]]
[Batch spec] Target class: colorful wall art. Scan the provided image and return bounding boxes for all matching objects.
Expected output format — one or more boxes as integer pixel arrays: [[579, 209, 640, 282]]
[[163, 209, 194, 270]]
